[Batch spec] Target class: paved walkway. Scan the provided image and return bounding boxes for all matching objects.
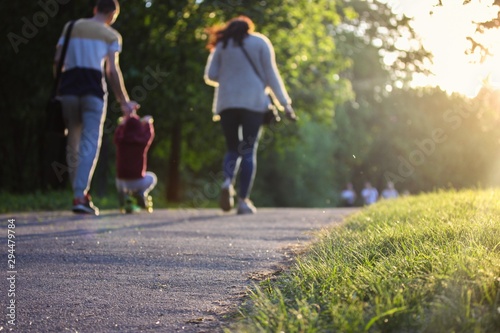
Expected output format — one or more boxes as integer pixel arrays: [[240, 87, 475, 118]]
[[0, 208, 358, 332]]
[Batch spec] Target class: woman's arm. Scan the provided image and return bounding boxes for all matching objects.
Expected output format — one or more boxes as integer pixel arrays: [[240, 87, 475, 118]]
[[204, 47, 221, 87], [259, 35, 296, 120], [259, 35, 291, 108]]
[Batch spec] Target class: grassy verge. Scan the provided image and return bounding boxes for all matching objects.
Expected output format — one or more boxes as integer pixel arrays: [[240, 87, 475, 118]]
[[0, 187, 217, 214], [231, 190, 500, 332], [0, 190, 75, 214], [0, 189, 159, 214]]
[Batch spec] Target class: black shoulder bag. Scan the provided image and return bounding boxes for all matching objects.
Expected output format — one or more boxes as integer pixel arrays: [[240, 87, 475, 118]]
[[46, 20, 75, 134], [239, 45, 281, 125]]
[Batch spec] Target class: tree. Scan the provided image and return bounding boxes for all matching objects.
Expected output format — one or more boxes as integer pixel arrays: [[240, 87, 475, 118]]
[[1, 1, 93, 192], [253, 0, 433, 206], [329, 0, 432, 199]]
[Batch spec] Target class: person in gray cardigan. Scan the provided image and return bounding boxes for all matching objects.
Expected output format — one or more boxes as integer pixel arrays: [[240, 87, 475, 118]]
[[204, 16, 296, 214]]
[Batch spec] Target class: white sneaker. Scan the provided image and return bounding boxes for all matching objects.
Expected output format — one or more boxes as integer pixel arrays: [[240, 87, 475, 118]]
[[237, 198, 257, 215], [219, 184, 235, 212]]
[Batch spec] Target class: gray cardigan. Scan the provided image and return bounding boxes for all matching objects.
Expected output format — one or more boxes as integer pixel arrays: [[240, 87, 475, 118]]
[[204, 33, 292, 115]]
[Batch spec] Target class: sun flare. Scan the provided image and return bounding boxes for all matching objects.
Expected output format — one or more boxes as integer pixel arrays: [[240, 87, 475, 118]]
[[387, 0, 500, 97]]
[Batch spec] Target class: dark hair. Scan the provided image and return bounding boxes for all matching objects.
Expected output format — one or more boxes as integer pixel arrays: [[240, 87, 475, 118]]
[[96, 0, 118, 14], [206, 16, 255, 51]]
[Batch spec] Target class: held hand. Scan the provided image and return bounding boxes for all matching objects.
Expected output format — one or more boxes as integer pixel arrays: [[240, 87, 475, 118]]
[[284, 105, 297, 122], [121, 100, 140, 116]]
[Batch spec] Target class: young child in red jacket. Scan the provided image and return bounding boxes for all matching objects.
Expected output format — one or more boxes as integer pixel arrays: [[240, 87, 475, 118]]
[[114, 113, 157, 213]]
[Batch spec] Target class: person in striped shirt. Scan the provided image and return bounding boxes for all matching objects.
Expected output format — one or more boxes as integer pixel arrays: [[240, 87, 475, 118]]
[[54, 0, 138, 215]]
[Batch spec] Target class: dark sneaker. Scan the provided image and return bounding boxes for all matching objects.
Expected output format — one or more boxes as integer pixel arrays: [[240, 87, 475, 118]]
[[72, 194, 99, 216], [124, 195, 141, 214], [132, 192, 153, 213], [237, 198, 257, 215], [219, 185, 235, 212]]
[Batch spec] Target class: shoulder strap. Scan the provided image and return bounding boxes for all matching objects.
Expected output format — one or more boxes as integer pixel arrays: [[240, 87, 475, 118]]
[[240, 44, 279, 113], [52, 20, 75, 97], [240, 45, 265, 85]]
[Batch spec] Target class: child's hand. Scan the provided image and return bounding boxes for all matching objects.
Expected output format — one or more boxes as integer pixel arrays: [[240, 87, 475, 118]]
[[121, 100, 140, 116]]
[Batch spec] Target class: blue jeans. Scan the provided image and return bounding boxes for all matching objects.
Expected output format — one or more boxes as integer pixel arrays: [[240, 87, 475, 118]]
[[219, 108, 264, 199], [115, 171, 158, 196], [60, 94, 107, 198]]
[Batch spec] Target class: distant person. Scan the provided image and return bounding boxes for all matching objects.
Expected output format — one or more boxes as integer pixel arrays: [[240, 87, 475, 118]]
[[381, 181, 399, 200], [54, 0, 139, 215], [361, 182, 378, 205], [340, 182, 357, 207], [204, 16, 296, 214], [114, 113, 156, 213]]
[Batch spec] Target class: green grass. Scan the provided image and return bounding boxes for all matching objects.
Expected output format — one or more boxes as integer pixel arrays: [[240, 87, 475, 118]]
[[0, 189, 171, 214], [0, 186, 217, 214], [0, 190, 75, 213], [231, 189, 500, 333]]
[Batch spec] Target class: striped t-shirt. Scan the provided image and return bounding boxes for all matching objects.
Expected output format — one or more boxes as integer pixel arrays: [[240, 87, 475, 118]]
[[58, 19, 122, 98]]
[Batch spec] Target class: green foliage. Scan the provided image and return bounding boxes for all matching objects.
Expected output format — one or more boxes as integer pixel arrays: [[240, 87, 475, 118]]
[[0, 185, 171, 214], [233, 190, 500, 332], [334, 85, 500, 195], [0, 191, 72, 213], [1, 1, 93, 192], [253, 119, 340, 207], [335, 0, 432, 82]]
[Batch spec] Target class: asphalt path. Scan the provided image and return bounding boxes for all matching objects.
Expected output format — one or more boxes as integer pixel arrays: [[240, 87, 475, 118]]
[[0, 208, 358, 332]]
